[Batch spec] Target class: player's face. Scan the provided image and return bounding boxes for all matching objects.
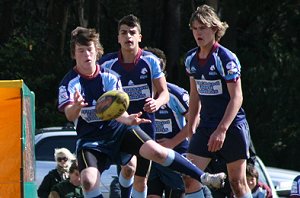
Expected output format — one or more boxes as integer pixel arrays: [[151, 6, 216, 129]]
[[74, 42, 97, 73], [191, 20, 216, 48], [118, 25, 141, 51]]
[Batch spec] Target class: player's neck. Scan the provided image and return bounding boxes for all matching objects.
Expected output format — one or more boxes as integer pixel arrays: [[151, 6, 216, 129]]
[[199, 41, 217, 59], [121, 47, 139, 63]]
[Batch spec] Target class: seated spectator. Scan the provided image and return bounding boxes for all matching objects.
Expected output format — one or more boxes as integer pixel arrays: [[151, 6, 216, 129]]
[[246, 163, 272, 198], [37, 148, 76, 198], [48, 160, 83, 198], [290, 175, 300, 197]]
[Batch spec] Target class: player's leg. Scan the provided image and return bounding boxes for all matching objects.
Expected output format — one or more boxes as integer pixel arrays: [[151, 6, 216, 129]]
[[183, 154, 211, 198], [227, 159, 251, 197], [157, 164, 185, 198], [183, 126, 225, 198], [121, 127, 226, 193], [147, 164, 165, 198], [222, 121, 252, 198], [129, 127, 226, 188], [77, 149, 106, 198], [119, 156, 136, 198], [131, 156, 151, 198]]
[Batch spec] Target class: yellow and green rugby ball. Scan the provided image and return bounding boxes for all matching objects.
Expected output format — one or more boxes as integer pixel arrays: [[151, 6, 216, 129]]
[[95, 90, 130, 121]]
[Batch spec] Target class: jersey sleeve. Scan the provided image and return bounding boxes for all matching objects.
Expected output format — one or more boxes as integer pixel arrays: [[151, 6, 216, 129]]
[[144, 53, 165, 79], [214, 50, 241, 82], [168, 84, 189, 115], [58, 72, 80, 112], [102, 69, 123, 92]]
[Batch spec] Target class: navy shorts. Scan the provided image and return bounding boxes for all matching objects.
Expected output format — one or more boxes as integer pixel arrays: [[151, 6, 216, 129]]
[[76, 124, 152, 175], [147, 162, 185, 196], [188, 121, 251, 163]]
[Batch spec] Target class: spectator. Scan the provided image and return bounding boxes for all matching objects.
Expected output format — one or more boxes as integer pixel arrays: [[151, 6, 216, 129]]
[[37, 148, 75, 198], [246, 163, 272, 198], [48, 160, 83, 198]]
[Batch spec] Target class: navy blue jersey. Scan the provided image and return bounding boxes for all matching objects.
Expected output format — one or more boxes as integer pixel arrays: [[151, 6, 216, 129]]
[[155, 83, 189, 154], [58, 65, 125, 139], [185, 43, 246, 128], [99, 49, 164, 138]]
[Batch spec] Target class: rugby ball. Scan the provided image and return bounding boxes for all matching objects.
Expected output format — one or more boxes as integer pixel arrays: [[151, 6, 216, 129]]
[[95, 90, 130, 121]]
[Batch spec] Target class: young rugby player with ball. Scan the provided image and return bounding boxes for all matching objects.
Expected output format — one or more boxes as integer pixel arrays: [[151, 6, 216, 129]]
[[58, 26, 226, 198]]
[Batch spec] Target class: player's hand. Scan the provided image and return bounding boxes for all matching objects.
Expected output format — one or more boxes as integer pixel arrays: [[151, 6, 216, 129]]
[[127, 112, 152, 125], [156, 138, 176, 149], [207, 129, 226, 152], [143, 98, 159, 113], [73, 88, 88, 109]]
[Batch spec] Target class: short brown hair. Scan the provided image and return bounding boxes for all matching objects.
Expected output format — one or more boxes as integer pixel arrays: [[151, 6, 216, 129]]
[[118, 14, 141, 33], [70, 27, 104, 60]]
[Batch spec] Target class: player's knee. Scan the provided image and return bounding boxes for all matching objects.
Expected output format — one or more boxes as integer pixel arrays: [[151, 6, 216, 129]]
[[122, 165, 135, 178], [140, 140, 165, 161]]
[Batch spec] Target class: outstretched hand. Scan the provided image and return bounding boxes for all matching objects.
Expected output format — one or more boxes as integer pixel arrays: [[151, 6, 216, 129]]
[[74, 88, 88, 109], [117, 111, 152, 126], [128, 112, 152, 125]]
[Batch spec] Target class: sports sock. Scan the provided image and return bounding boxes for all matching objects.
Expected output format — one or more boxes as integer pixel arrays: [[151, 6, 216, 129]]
[[132, 186, 147, 198], [161, 149, 204, 182], [83, 187, 103, 198], [119, 173, 133, 198], [185, 189, 205, 198]]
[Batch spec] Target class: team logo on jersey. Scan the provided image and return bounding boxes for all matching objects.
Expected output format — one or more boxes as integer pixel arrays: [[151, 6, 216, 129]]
[[190, 66, 197, 73], [140, 68, 148, 79], [141, 68, 148, 74], [81, 106, 100, 123], [196, 79, 222, 95], [182, 93, 189, 104], [209, 65, 218, 76], [58, 86, 68, 103], [155, 119, 172, 134], [128, 80, 134, 86], [226, 61, 238, 74]]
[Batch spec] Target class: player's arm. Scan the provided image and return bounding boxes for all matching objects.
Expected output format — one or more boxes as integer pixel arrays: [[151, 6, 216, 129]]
[[187, 77, 201, 139], [64, 88, 88, 121], [143, 76, 169, 113], [208, 78, 243, 152], [217, 78, 243, 132], [116, 111, 152, 126], [157, 112, 191, 149]]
